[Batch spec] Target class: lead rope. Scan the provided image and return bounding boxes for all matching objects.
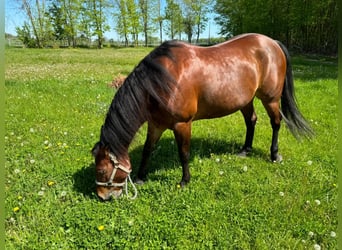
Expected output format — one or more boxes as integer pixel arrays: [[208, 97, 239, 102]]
[[125, 175, 138, 200]]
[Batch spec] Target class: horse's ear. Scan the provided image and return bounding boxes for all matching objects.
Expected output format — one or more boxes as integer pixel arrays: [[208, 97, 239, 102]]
[[91, 142, 101, 157]]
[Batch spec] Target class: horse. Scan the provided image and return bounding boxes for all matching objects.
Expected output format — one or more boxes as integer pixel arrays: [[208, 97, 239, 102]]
[[92, 33, 313, 200]]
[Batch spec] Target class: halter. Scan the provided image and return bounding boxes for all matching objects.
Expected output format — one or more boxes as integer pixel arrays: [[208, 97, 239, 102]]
[[95, 153, 137, 199]]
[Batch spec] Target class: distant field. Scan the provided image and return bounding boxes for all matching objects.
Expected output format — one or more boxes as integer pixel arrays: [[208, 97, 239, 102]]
[[5, 48, 337, 249]]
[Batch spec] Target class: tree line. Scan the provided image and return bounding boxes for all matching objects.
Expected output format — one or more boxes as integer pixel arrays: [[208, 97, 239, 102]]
[[14, 0, 214, 48], [12, 0, 337, 54], [215, 0, 338, 54]]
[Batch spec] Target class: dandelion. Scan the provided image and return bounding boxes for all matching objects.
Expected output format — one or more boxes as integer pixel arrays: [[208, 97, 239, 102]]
[[314, 199, 321, 206], [13, 207, 20, 212], [176, 184, 181, 188], [17, 195, 23, 200], [97, 225, 105, 231], [47, 181, 55, 186]]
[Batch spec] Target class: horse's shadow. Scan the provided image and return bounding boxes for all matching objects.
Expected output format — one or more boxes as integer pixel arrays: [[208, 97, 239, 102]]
[[73, 137, 267, 197]]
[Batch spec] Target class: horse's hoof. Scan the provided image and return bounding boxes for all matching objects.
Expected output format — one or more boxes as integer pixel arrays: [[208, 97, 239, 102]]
[[179, 180, 188, 188], [134, 178, 145, 185], [272, 154, 283, 163]]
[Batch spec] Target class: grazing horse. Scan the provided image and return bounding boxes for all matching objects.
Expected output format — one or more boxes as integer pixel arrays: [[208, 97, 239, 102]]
[[92, 33, 313, 200]]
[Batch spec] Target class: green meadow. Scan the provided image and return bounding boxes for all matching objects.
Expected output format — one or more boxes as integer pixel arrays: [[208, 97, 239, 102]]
[[5, 47, 337, 249]]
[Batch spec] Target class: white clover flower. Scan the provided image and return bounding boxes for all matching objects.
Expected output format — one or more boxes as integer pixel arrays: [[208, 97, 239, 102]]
[[14, 169, 20, 174], [219, 170, 224, 176], [313, 244, 321, 250], [308, 231, 314, 237], [242, 165, 248, 172], [314, 199, 321, 206], [60, 191, 67, 197], [38, 191, 44, 196], [29, 128, 35, 133], [64, 131, 68, 135], [307, 160, 313, 166], [215, 158, 220, 163], [330, 231, 336, 238], [44, 140, 49, 145], [279, 192, 285, 197], [29, 159, 35, 164]]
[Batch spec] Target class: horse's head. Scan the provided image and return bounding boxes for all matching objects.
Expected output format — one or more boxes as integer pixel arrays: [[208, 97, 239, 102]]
[[91, 142, 131, 201]]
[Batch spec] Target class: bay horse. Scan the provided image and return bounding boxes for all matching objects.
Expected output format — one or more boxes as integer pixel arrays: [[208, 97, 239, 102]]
[[92, 33, 313, 200]]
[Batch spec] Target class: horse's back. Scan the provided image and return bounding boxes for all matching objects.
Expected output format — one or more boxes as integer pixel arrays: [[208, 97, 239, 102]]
[[154, 34, 287, 125]]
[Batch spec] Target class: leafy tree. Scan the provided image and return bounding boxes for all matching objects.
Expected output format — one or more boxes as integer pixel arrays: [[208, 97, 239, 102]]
[[16, 22, 36, 47], [113, 0, 129, 46], [164, 0, 183, 40], [181, 0, 211, 43], [83, 0, 110, 48], [20, 0, 53, 47], [214, 0, 338, 54]]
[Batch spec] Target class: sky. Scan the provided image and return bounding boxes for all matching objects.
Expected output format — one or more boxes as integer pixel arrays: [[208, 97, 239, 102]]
[[5, 0, 220, 40]]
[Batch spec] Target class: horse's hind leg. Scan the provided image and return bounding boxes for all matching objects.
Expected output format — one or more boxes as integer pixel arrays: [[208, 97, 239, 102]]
[[173, 122, 192, 187], [239, 101, 257, 157], [136, 123, 165, 184], [262, 101, 283, 162]]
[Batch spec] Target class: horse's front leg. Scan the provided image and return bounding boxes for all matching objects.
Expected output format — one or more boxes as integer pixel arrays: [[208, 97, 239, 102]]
[[135, 123, 165, 184], [173, 122, 192, 187]]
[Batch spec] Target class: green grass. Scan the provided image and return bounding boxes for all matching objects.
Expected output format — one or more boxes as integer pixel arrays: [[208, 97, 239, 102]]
[[5, 48, 337, 249]]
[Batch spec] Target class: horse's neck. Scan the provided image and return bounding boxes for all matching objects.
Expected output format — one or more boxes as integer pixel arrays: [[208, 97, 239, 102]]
[[102, 96, 147, 156]]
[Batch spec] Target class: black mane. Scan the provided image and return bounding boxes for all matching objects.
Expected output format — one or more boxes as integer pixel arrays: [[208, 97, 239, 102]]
[[99, 41, 183, 156]]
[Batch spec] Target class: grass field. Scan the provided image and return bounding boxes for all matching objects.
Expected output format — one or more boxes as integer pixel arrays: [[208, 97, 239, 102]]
[[5, 47, 337, 249]]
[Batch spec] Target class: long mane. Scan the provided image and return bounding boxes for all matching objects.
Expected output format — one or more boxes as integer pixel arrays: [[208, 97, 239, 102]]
[[99, 41, 183, 156]]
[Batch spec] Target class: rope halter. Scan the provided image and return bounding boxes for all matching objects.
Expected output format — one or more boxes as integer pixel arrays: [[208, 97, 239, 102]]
[[95, 153, 137, 199]]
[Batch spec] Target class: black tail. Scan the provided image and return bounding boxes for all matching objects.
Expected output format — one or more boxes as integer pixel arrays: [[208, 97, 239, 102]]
[[277, 41, 314, 139]]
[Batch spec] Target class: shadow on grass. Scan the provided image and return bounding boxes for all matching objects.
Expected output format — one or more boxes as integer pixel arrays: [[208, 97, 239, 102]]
[[72, 137, 269, 197], [72, 163, 97, 199]]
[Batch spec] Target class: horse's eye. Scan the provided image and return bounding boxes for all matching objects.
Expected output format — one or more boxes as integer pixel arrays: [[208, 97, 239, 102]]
[[97, 169, 106, 175]]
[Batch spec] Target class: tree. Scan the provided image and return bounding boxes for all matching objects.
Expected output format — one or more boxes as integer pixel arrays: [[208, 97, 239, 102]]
[[83, 0, 110, 48], [181, 0, 211, 43], [214, 0, 338, 54], [113, 0, 129, 46], [47, 0, 81, 47], [16, 21, 36, 47], [20, 0, 53, 47], [164, 0, 183, 40], [113, 0, 141, 46]]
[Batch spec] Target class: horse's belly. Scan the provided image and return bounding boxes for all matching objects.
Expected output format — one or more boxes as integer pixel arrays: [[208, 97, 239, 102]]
[[194, 102, 241, 120]]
